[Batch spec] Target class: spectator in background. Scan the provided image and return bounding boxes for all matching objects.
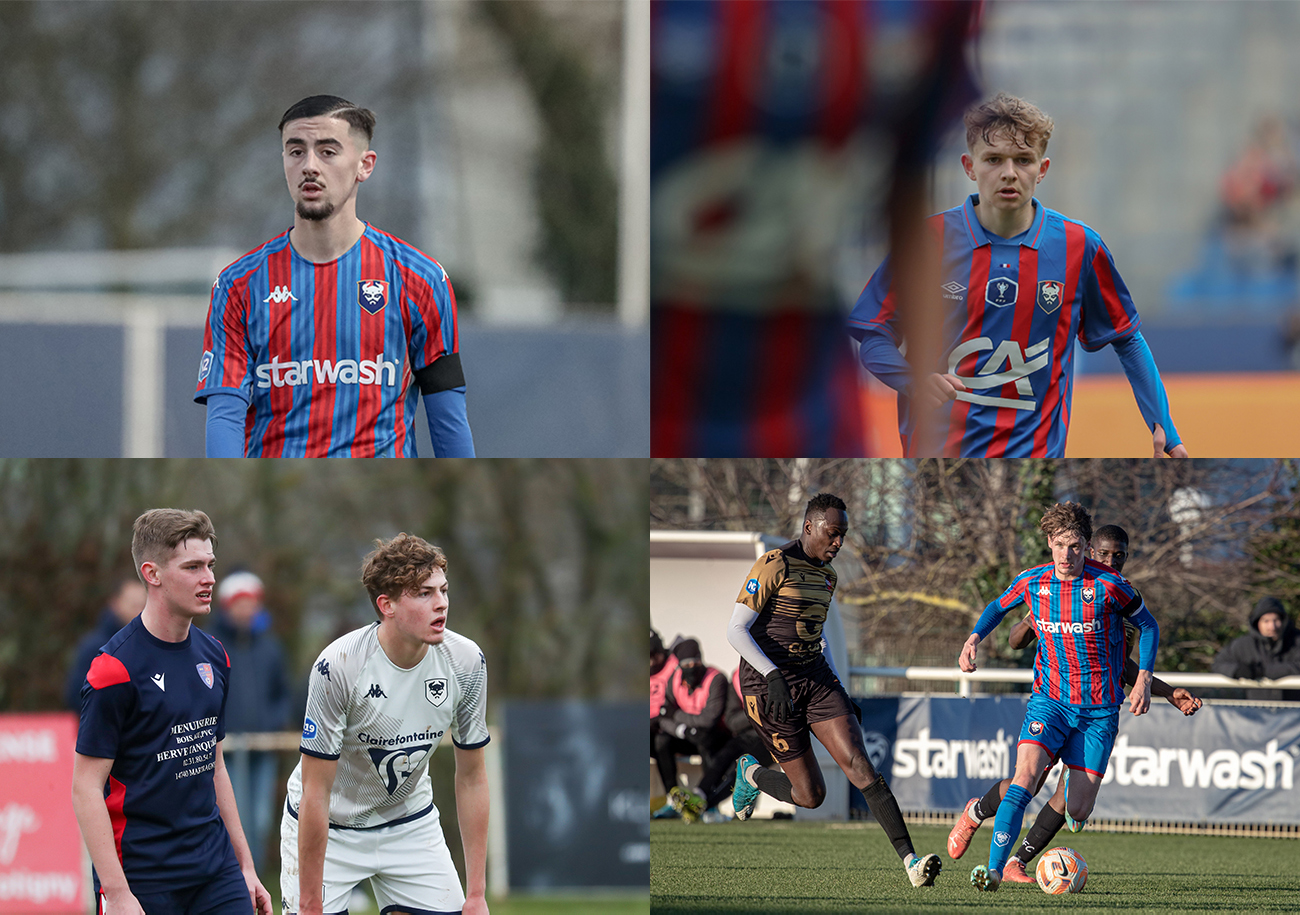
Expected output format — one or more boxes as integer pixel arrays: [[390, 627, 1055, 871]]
[[650, 628, 678, 742], [682, 667, 775, 824], [208, 571, 292, 873], [63, 577, 146, 711], [652, 639, 730, 821], [1212, 596, 1300, 700], [1219, 115, 1299, 276]]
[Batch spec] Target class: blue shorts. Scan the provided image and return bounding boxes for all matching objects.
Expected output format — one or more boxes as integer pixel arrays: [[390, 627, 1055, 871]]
[[100, 858, 253, 915], [1018, 692, 1119, 777]]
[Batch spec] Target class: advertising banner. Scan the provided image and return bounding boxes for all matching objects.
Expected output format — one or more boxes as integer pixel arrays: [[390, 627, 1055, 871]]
[[854, 696, 1300, 824], [0, 713, 84, 914]]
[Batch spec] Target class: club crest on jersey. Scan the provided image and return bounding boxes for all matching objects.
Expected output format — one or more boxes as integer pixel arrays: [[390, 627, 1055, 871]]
[[1028, 720, 1044, 736], [985, 278, 1018, 308], [1038, 280, 1065, 314], [358, 279, 389, 315], [1082, 587, 1095, 602], [196, 663, 214, 689], [425, 677, 448, 707]]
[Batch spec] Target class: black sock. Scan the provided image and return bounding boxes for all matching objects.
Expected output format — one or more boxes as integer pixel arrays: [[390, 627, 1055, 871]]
[[1016, 805, 1067, 864], [754, 766, 795, 804], [972, 781, 1004, 821], [860, 775, 915, 861]]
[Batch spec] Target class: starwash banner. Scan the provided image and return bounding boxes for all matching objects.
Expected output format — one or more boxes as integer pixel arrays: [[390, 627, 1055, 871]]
[[853, 696, 1300, 824], [0, 713, 84, 913]]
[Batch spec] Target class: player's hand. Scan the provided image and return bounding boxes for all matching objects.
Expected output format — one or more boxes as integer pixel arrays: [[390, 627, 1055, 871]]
[[918, 373, 968, 411], [764, 671, 793, 723], [958, 634, 981, 673], [1129, 669, 1153, 716], [1167, 687, 1202, 716], [244, 868, 274, 915], [463, 894, 490, 915], [100, 888, 146, 915], [1152, 424, 1189, 458]]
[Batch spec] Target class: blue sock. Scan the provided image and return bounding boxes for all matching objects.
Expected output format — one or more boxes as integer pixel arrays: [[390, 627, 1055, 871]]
[[988, 783, 1031, 875]]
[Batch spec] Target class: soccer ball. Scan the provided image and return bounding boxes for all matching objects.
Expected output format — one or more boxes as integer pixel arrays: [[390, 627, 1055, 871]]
[[1036, 846, 1088, 894]]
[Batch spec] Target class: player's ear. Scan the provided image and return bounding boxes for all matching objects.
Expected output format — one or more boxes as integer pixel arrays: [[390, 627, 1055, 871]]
[[1037, 157, 1050, 182], [140, 561, 161, 588], [961, 152, 976, 181], [357, 149, 377, 184]]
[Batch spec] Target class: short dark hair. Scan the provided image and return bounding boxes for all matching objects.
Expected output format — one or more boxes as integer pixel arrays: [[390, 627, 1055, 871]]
[[805, 493, 847, 520], [131, 509, 217, 583], [1094, 524, 1129, 546], [279, 95, 376, 145]]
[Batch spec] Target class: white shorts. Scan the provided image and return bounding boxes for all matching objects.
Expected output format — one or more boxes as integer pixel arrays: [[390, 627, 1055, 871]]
[[280, 802, 466, 915]]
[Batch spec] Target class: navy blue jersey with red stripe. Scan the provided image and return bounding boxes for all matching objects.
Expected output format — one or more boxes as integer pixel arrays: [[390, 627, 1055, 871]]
[[651, 0, 980, 456], [850, 195, 1141, 457], [76, 615, 238, 895], [194, 224, 460, 457], [994, 559, 1142, 707]]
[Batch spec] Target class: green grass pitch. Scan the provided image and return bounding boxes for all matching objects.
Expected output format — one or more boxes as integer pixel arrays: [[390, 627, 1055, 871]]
[[651, 821, 1300, 914]]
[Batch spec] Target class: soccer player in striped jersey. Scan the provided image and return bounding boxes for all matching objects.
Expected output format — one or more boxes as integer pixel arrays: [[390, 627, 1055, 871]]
[[195, 95, 473, 457], [850, 93, 1190, 458], [956, 502, 1160, 892], [946, 523, 1202, 884], [651, 0, 981, 457]]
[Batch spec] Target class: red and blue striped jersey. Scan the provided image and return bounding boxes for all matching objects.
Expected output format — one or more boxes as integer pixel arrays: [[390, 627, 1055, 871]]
[[849, 195, 1141, 457], [995, 559, 1143, 707], [651, 0, 981, 456], [195, 224, 460, 457]]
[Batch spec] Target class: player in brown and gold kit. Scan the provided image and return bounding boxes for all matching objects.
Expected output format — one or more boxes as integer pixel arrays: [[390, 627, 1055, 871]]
[[726, 493, 943, 888]]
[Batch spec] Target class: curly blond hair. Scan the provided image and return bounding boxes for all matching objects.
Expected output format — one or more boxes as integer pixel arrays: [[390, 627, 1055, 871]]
[[1040, 501, 1092, 545], [965, 92, 1054, 158]]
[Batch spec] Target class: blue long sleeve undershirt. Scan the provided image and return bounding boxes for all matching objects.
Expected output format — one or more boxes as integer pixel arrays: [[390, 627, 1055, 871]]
[[1126, 604, 1160, 671], [856, 330, 915, 394], [203, 387, 475, 457], [1112, 331, 1181, 452]]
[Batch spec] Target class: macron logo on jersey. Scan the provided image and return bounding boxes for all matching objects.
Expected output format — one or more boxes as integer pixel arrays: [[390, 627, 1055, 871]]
[[264, 286, 298, 304], [255, 354, 398, 389]]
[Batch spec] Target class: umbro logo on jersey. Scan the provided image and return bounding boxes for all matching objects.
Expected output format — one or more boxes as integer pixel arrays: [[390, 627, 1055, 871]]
[[316, 659, 331, 681], [985, 278, 1018, 308], [365, 684, 387, 699], [425, 678, 448, 707], [151, 673, 165, 691], [358, 280, 389, 315], [941, 281, 966, 300], [264, 285, 298, 304], [1038, 280, 1065, 314]]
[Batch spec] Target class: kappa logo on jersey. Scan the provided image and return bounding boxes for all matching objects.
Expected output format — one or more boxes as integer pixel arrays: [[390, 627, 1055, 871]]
[[1038, 280, 1065, 314], [316, 659, 331, 681], [948, 336, 1051, 412], [1028, 720, 1044, 736], [255, 354, 399, 389], [302, 717, 317, 739], [425, 678, 448, 707], [357, 280, 389, 315], [1082, 587, 1095, 602], [198, 350, 213, 383], [941, 281, 967, 300], [264, 285, 298, 304], [985, 277, 1018, 308], [746, 578, 759, 595], [365, 683, 387, 699], [1039, 584, 1052, 596], [196, 663, 214, 689], [367, 743, 433, 795]]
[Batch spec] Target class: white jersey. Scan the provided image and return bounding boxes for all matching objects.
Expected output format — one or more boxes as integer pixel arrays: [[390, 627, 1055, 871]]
[[286, 622, 489, 828]]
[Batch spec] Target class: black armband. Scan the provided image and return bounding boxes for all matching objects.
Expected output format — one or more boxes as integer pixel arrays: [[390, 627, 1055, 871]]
[[414, 352, 466, 395]]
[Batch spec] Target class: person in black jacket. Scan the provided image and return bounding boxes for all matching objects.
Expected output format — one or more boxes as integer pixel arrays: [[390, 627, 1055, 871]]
[[63, 577, 146, 711], [651, 639, 730, 821], [1212, 597, 1300, 699], [207, 570, 292, 873]]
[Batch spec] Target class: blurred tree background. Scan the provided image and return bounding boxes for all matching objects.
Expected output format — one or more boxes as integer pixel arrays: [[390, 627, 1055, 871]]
[[0, 458, 646, 881], [651, 459, 1300, 690], [0, 0, 622, 313]]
